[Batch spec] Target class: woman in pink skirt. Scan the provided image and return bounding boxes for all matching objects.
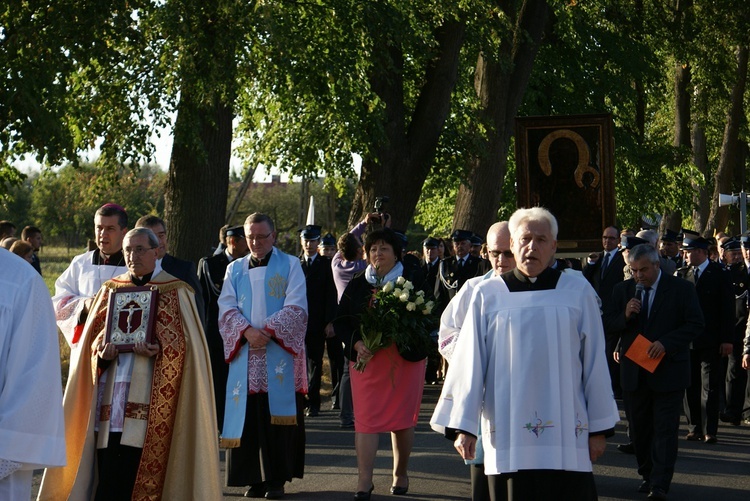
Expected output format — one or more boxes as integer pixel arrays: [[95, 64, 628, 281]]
[[334, 228, 427, 500]]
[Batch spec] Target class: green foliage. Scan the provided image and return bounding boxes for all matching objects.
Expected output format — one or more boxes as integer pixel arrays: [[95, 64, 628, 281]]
[[28, 163, 166, 248], [233, 175, 355, 254]]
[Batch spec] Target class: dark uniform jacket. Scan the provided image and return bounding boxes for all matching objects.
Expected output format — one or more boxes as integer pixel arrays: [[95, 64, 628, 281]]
[[435, 253, 484, 305], [726, 262, 750, 343], [162, 253, 205, 325], [675, 261, 734, 349], [300, 254, 338, 335]]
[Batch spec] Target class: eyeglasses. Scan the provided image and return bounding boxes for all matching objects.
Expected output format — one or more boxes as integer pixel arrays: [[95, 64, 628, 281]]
[[124, 246, 156, 256], [246, 232, 273, 243], [489, 249, 514, 259]]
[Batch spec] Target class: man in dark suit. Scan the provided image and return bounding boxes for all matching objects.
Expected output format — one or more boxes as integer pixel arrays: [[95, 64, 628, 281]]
[[299, 224, 339, 417], [675, 234, 734, 444], [585, 226, 627, 395], [436, 229, 484, 304], [605, 244, 703, 500], [135, 215, 205, 325], [197, 225, 248, 430]]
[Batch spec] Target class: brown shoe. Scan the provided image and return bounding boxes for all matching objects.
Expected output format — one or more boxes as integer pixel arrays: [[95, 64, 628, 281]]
[[704, 434, 717, 444], [685, 432, 702, 441]]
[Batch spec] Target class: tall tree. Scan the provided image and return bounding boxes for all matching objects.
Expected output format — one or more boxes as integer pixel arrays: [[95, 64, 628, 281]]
[[452, 0, 550, 234]]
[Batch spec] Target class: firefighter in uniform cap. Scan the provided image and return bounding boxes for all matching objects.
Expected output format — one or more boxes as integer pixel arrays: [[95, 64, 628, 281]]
[[299, 224, 338, 417], [659, 229, 683, 268], [198, 225, 249, 430], [675, 233, 734, 443], [435, 230, 484, 306], [319, 232, 337, 258], [719, 237, 750, 426]]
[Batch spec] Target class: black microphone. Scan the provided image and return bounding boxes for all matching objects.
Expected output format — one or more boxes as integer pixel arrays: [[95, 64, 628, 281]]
[[635, 283, 644, 301]]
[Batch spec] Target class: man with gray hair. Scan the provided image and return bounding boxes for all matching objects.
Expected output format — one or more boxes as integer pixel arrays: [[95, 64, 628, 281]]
[[432, 207, 619, 500], [218, 212, 308, 499], [605, 243, 703, 500], [39, 227, 221, 499], [636, 229, 676, 276]]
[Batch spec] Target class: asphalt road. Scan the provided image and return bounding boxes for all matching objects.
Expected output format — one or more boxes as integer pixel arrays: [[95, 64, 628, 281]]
[[32, 383, 750, 500], [221, 384, 750, 500]]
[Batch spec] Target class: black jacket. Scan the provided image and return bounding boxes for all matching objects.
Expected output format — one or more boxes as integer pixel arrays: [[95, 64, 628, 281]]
[[604, 274, 704, 392], [584, 249, 625, 312], [675, 261, 734, 349], [161, 253, 205, 325], [300, 255, 338, 334]]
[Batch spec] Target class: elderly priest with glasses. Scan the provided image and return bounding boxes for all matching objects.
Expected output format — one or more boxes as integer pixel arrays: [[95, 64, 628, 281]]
[[38, 227, 221, 500]]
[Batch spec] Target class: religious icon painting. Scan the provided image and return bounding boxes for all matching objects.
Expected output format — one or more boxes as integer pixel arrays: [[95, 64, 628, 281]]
[[104, 286, 159, 352]]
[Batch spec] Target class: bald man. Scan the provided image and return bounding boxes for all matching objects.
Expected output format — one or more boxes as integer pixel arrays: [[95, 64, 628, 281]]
[[436, 221, 515, 501]]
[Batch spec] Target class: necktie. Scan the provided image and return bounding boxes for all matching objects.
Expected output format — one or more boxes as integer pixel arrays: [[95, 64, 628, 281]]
[[458, 258, 464, 268], [600, 252, 610, 277], [640, 286, 652, 330], [308, 257, 313, 267], [693, 267, 700, 282]]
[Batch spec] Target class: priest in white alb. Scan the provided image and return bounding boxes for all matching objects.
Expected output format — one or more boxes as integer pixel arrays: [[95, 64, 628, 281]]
[[431, 207, 619, 501], [52, 203, 129, 352]]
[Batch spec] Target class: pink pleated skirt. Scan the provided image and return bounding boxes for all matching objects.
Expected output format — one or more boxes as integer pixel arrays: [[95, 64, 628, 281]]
[[350, 343, 426, 433]]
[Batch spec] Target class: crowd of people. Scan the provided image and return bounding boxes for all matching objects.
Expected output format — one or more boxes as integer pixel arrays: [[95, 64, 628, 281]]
[[2, 203, 750, 501]]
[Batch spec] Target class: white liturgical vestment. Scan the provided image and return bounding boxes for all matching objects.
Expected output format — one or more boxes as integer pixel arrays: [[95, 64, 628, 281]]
[[53, 250, 128, 350], [0, 249, 66, 500], [431, 272, 619, 475]]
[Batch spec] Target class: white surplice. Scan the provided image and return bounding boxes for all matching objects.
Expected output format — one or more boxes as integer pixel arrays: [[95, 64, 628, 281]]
[[431, 272, 619, 475], [0, 249, 66, 500], [52, 250, 128, 349]]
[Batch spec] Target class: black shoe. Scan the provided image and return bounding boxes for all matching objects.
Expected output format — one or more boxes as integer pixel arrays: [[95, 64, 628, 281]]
[[685, 432, 702, 441], [719, 412, 740, 425], [704, 434, 717, 444], [390, 484, 409, 495], [265, 485, 284, 500], [617, 442, 635, 454], [638, 480, 651, 493], [340, 420, 355, 428], [245, 483, 267, 498], [354, 485, 374, 500], [305, 407, 319, 417], [648, 486, 667, 500]]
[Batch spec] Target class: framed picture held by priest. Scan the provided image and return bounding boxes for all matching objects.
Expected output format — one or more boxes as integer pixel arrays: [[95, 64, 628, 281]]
[[105, 286, 159, 352], [515, 114, 616, 253]]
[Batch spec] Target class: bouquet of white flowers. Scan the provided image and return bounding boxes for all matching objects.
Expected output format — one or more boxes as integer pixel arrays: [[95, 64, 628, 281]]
[[354, 276, 437, 372]]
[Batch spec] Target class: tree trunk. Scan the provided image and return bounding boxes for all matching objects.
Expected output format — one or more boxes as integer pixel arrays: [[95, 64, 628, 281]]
[[163, 3, 239, 264], [665, 61, 691, 237], [452, 0, 550, 235], [706, 45, 749, 235], [348, 20, 467, 232], [674, 63, 692, 148], [691, 114, 710, 233], [165, 93, 233, 264]]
